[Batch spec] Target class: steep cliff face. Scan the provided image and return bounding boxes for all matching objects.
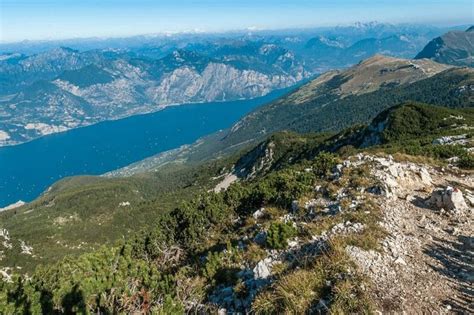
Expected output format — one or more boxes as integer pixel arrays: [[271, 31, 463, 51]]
[[146, 62, 302, 104]]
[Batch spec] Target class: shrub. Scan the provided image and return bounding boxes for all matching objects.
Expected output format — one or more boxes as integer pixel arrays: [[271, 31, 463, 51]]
[[313, 152, 339, 177], [202, 244, 243, 285], [458, 153, 474, 169], [266, 222, 297, 249]]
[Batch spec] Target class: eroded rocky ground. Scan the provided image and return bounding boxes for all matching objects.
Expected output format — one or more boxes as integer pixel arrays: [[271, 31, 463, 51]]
[[209, 154, 473, 314], [347, 155, 473, 313]]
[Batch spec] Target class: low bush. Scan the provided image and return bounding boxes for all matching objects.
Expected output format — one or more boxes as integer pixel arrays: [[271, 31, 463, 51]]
[[266, 222, 297, 249]]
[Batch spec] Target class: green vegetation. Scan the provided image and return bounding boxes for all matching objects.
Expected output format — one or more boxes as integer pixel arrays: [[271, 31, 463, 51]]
[[266, 222, 297, 249], [0, 158, 237, 272], [0, 148, 380, 313], [374, 103, 474, 143], [361, 103, 474, 168], [222, 68, 473, 150], [0, 101, 472, 313], [252, 243, 374, 314]]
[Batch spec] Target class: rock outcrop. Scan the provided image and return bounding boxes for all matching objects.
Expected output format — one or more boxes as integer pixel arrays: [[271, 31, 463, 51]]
[[428, 186, 470, 214]]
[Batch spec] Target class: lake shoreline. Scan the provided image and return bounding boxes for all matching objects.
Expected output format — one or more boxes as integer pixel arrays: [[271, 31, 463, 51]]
[[0, 85, 298, 207]]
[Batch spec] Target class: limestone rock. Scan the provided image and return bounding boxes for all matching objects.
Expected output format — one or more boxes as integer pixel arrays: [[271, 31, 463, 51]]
[[253, 208, 265, 220], [253, 258, 273, 279], [291, 200, 299, 212], [428, 186, 469, 213]]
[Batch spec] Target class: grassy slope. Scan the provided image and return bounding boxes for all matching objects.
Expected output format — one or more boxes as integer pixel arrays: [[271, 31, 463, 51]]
[[0, 158, 238, 272], [225, 68, 473, 146]]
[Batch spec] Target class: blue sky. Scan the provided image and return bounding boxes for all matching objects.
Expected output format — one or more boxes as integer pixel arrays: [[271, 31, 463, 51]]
[[1, 0, 473, 42]]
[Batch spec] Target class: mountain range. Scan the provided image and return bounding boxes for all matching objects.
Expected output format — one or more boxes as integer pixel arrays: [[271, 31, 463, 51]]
[[0, 44, 307, 146], [0, 23, 466, 146]]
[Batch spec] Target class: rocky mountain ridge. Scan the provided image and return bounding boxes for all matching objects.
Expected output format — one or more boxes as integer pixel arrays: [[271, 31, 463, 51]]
[[416, 26, 474, 67]]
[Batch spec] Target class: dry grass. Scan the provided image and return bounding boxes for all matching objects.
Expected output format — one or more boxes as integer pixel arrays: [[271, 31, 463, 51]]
[[252, 269, 324, 314], [391, 152, 444, 166], [252, 241, 375, 314], [243, 243, 267, 264]]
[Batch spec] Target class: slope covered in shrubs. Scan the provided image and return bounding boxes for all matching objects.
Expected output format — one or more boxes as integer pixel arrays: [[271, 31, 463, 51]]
[[0, 102, 472, 313]]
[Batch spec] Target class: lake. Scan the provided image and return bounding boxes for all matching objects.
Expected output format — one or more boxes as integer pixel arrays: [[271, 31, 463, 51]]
[[0, 87, 292, 207]]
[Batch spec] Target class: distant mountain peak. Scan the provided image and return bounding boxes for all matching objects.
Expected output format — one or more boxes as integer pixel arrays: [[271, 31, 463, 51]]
[[49, 46, 79, 55], [415, 28, 474, 67], [352, 21, 386, 29], [161, 49, 206, 66]]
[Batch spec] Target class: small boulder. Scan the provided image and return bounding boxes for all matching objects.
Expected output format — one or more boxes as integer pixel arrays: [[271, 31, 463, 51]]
[[253, 231, 267, 245], [253, 208, 265, 220], [464, 190, 474, 207], [287, 238, 299, 248], [332, 164, 344, 179], [394, 256, 407, 265], [291, 200, 299, 212], [418, 167, 432, 186], [253, 258, 272, 279], [428, 186, 469, 213]]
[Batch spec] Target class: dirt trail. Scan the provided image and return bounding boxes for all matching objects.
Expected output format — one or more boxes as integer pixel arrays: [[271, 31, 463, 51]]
[[347, 156, 473, 313]]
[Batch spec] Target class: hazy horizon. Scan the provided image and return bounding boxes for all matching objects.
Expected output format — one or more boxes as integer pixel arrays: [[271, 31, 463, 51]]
[[1, 0, 472, 43]]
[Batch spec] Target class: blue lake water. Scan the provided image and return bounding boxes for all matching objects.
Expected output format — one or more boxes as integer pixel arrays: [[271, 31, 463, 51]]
[[0, 87, 292, 207]]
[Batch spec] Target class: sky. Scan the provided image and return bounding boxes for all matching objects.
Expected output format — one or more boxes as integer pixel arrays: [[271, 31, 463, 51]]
[[1, 0, 473, 42]]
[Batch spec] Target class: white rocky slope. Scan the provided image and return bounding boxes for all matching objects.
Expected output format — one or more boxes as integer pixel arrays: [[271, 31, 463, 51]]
[[345, 155, 473, 313]]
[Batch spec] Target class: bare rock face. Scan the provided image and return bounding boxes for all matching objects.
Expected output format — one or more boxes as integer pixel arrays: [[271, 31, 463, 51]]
[[252, 208, 265, 220], [465, 190, 474, 207], [360, 155, 433, 198], [428, 186, 470, 213]]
